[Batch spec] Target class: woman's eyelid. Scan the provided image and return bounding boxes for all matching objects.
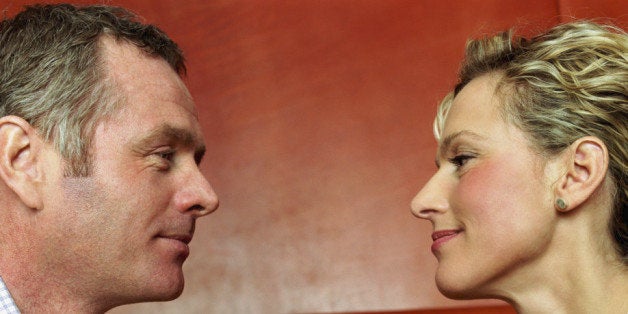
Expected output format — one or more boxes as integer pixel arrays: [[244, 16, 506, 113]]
[[446, 144, 478, 168], [450, 154, 473, 166]]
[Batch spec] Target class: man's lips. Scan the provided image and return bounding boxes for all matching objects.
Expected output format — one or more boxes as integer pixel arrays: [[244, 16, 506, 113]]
[[159, 234, 192, 245], [431, 229, 461, 252], [157, 233, 192, 259]]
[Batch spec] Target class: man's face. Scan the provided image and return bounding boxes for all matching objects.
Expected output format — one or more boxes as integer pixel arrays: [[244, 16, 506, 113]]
[[38, 37, 218, 306]]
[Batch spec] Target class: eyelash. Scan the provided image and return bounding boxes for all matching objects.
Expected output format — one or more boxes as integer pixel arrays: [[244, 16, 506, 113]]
[[448, 154, 473, 168], [156, 150, 175, 162]]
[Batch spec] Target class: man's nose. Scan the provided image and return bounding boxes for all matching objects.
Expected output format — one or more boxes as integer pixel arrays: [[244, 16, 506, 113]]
[[174, 166, 219, 218], [411, 172, 449, 220]]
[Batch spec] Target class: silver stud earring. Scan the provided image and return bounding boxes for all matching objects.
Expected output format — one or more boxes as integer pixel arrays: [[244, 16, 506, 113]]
[[555, 198, 568, 211]]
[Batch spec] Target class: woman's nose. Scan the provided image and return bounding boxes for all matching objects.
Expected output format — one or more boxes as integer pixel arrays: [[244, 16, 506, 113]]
[[411, 172, 449, 220]]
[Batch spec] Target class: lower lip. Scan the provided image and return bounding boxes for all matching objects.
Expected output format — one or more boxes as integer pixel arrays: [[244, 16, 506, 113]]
[[159, 237, 190, 259], [431, 232, 460, 253]]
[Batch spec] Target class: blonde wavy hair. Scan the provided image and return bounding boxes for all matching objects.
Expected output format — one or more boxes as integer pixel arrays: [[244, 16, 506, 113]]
[[435, 21, 628, 262]]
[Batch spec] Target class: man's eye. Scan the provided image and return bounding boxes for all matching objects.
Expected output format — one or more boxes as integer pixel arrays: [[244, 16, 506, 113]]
[[156, 150, 175, 162]]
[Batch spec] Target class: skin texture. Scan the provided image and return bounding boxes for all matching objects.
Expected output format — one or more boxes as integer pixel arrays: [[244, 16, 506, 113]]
[[0, 37, 218, 313], [412, 73, 557, 298], [411, 73, 628, 313]]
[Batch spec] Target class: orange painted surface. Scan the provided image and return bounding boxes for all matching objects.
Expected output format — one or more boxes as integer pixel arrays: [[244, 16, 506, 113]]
[[2, 0, 625, 313], [340, 305, 516, 314]]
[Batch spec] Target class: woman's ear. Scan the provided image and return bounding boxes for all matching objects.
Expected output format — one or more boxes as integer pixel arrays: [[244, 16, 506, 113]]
[[553, 136, 608, 213], [0, 115, 44, 209]]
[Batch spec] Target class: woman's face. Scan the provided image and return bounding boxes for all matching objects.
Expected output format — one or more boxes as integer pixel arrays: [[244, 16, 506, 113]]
[[411, 73, 558, 298]]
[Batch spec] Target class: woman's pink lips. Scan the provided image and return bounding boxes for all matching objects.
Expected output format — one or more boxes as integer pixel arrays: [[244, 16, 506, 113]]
[[431, 230, 461, 252]]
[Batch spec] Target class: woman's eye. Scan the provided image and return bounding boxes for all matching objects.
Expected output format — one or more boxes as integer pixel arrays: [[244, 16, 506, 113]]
[[448, 154, 473, 168]]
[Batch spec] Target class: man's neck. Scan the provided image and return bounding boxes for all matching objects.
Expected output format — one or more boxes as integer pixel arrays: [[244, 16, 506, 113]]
[[0, 249, 112, 314]]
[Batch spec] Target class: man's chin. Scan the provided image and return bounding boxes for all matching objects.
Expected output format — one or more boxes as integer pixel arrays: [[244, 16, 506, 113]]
[[160, 287, 185, 301], [104, 274, 184, 312], [162, 274, 185, 300], [143, 269, 186, 301]]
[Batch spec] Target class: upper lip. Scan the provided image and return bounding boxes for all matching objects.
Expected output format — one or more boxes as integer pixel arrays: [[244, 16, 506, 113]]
[[431, 229, 461, 241]]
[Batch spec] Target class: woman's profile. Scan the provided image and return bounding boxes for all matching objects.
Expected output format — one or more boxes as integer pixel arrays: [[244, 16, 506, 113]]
[[411, 21, 627, 313]]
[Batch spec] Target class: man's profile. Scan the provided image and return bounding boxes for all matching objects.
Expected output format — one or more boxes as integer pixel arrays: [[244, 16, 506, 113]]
[[0, 4, 219, 313]]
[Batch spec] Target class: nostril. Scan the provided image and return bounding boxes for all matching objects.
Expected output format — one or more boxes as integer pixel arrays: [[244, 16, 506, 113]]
[[173, 181, 218, 216], [412, 193, 449, 218], [415, 208, 439, 219], [411, 194, 429, 218], [188, 204, 205, 212], [198, 194, 219, 216], [411, 200, 430, 219]]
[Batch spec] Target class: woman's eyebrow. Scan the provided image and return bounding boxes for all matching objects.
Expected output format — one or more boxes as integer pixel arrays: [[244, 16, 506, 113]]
[[438, 130, 486, 159]]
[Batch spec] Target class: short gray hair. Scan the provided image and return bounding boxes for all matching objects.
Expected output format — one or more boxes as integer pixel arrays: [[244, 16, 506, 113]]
[[0, 4, 186, 176]]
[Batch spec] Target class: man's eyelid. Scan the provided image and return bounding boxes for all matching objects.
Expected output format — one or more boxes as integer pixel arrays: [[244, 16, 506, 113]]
[[133, 124, 202, 154], [151, 145, 175, 155], [158, 149, 176, 159], [194, 147, 206, 166], [155, 144, 206, 166]]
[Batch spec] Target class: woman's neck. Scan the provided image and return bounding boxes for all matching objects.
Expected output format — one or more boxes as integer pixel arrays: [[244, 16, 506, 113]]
[[507, 262, 628, 313], [489, 213, 628, 313]]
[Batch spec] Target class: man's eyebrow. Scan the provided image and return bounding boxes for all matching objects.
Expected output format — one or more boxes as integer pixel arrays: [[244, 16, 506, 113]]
[[134, 124, 206, 162]]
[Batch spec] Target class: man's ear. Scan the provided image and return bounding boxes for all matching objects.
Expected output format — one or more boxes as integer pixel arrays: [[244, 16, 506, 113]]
[[0, 115, 44, 209], [553, 136, 608, 213]]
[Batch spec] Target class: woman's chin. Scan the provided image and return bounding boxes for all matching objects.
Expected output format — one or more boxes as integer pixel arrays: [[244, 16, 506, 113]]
[[435, 272, 485, 300], [437, 284, 472, 300]]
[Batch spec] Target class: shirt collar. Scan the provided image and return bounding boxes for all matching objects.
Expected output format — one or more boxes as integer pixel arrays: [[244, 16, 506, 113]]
[[0, 276, 20, 314]]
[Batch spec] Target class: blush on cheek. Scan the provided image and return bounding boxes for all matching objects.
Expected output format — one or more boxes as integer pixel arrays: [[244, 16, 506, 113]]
[[457, 160, 501, 196], [455, 155, 547, 242], [454, 158, 525, 222]]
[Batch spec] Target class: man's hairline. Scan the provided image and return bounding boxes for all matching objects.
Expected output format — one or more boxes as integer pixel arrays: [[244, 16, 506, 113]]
[[64, 34, 186, 176]]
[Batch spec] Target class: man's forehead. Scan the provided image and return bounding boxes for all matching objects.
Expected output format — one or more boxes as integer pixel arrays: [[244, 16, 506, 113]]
[[98, 35, 200, 119], [99, 36, 192, 97]]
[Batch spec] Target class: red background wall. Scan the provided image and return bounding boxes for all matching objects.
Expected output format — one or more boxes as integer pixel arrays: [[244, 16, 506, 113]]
[[3, 1, 626, 313]]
